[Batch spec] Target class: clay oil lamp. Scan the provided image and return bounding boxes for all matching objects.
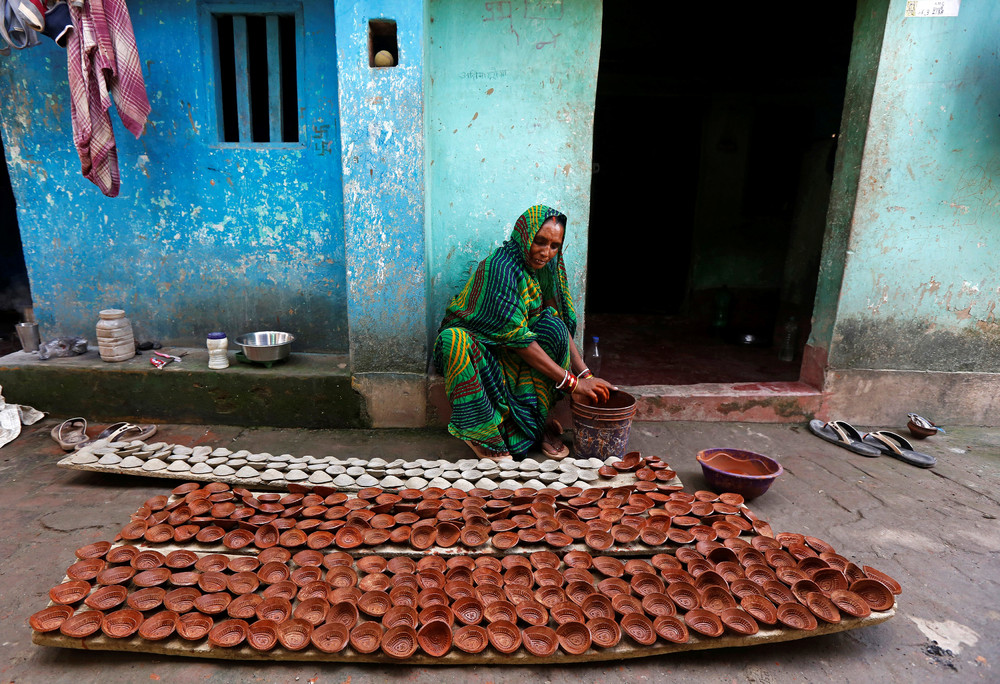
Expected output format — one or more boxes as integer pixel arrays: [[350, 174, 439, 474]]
[[545, 531, 574, 548], [309, 622, 348, 654], [620, 612, 656, 645], [350, 621, 383, 654], [408, 526, 437, 551], [744, 564, 778, 586], [473, 556, 502, 572], [381, 624, 419, 659], [144, 524, 175, 544], [504, 584, 534, 605], [473, 583, 503, 606], [715, 562, 746, 584], [101, 608, 143, 639], [649, 553, 680, 571], [750, 535, 781, 553], [641, 592, 675, 618], [667, 528, 696, 544], [515, 600, 548, 627], [660, 568, 695, 586], [520, 624, 558, 657], [492, 531, 519, 550], [418, 604, 454, 629], [127, 586, 167, 612], [694, 570, 728, 592], [194, 592, 232, 615], [562, 570, 594, 589], [829, 589, 872, 618], [584, 616, 619, 648], [175, 611, 214, 640], [862, 566, 902, 595], [666, 582, 700, 611], [49, 580, 92, 605], [630, 573, 666, 597], [384, 556, 415, 576], [278, 528, 308, 548], [171, 482, 201, 496], [168, 571, 201, 588], [192, 554, 227, 573], [843, 562, 867, 584], [276, 618, 313, 651], [195, 526, 225, 544], [819, 552, 850, 572], [591, 556, 625, 578], [227, 571, 260, 595], [163, 587, 201, 613], [256, 596, 292, 623], [580, 594, 614, 621], [482, 600, 516, 624], [453, 624, 489, 654], [683, 608, 723, 638], [811, 568, 849, 595], [105, 545, 139, 564], [417, 568, 446, 590], [320, 601, 356, 631], [503, 564, 533, 587], [119, 520, 149, 541], [137, 610, 179, 641], [67, 558, 106, 582], [325, 565, 358, 589], [461, 525, 490, 548], [297, 581, 329, 604], [82, 584, 125, 611], [445, 565, 475, 587], [804, 591, 841, 624], [207, 618, 249, 648], [358, 590, 391, 618], [719, 607, 759, 635], [648, 616, 687, 645], [359, 572, 391, 593], [789, 579, 821, 605], [765, 548, 796, 569], [227, 593, 263, 620], [417, 619, 453, 657], [776, 602, 818, 631], [94, 564, 136, 586], [486, 619, 521, 654], [228, 555, 260, 573], [254, 561, 289, 586], [221, 528, 254, 551], [389, 585, 418, 608], [381, 605, 416, 630], [244, 618, 279, 651], [59, 610, 104, 638], [611, 594, 643, 616], [740, 595, 778, 625], [290, 597, 327, 627], [196, 571, 228, 594], [775, 567, 809, 586], [849, 579, 895, 611], [251, 523, 279, 549], [533, 568, 564, 589], [29, 605, 75, 633], [563, 580, 596, 606]]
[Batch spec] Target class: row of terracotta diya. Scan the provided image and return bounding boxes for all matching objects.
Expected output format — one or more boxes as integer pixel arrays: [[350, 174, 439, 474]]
[[32, 527, 900, 657], [112, 477, 760, 555]]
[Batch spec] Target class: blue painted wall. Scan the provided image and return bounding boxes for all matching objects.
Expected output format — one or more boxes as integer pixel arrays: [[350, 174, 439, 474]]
[[424, 0, 602, 344], [829, 0, 1000, 372], [335, 0, 427, 373], [0, 0, 348, 351]]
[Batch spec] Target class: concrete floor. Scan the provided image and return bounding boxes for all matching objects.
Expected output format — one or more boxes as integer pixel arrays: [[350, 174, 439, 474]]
[[1, 418, 997, 683]]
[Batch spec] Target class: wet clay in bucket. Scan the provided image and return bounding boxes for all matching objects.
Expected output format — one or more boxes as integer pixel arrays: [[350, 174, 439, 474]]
[[571, 391, 637, 460]]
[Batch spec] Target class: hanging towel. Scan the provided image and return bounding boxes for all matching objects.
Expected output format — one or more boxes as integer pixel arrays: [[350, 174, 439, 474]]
[[65, 0, 150, 197]]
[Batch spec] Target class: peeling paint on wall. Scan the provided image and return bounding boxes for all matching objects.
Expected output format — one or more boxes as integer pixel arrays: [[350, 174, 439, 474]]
[[0, 0, 348, 350]]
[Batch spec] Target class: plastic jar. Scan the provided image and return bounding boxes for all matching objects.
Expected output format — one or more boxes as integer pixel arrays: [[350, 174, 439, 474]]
[[96, 309, 136, 362], [207, 332, 229, 369]]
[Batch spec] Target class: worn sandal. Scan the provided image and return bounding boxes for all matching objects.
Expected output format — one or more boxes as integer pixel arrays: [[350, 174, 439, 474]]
[[862, 430, 936, 469], [540, 419, 570, 460], [463, 440, 510, 462], [808, 419, 881, 457], [74, 421, 157, 450], [50, 417, 88, 451]]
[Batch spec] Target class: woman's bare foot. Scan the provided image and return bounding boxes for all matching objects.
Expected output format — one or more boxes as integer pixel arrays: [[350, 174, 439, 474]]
[[464, 439, 511, 461]]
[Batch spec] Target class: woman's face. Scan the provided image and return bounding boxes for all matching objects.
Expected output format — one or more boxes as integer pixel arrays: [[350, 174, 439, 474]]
[[527, 218, 564, 270]]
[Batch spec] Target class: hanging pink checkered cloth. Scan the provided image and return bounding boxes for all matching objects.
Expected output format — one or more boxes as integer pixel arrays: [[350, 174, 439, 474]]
[[66, 0, 150, 197]]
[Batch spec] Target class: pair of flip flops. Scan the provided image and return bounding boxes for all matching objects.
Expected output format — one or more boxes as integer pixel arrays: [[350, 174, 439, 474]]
[[808, 419, 936, 468], [50, 418, 157, 451]]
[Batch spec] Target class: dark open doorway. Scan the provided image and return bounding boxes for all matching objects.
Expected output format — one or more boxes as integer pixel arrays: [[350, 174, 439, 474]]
[[0, 137, 32, 355], [586, 5, 856, 386]]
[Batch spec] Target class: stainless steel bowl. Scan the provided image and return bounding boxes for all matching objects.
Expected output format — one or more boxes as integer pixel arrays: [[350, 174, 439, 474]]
[[234, 331, 295, 362]]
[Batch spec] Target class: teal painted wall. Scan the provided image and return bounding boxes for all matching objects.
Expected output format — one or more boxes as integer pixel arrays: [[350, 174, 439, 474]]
[[424, 0, 602, 343], [830, 0, 1000, 372], [335, 0, 427, 373], [0, 0, 349, 351]]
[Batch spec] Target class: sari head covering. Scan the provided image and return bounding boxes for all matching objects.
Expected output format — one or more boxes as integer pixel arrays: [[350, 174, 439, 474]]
[[440, 204, 577, 346]]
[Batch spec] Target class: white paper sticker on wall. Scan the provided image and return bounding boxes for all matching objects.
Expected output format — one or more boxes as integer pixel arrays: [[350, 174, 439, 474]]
[[905, 0, 960, 17]]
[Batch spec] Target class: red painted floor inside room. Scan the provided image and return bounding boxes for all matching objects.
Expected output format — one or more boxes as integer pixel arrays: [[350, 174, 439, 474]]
[[585, 313, 802, 386]]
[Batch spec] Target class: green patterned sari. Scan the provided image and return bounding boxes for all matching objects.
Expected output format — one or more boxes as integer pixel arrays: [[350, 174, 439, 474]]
[[434, 205, 577, 456]]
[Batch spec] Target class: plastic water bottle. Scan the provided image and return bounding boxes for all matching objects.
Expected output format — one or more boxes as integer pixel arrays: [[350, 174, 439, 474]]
[[585, 336, 602, 377], [778, 316, 798, 362]]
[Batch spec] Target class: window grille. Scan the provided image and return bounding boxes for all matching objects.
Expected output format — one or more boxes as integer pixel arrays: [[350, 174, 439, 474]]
[[214, 13, 299, 143]]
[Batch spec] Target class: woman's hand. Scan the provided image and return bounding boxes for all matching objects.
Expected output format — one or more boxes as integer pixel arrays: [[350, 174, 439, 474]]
[[572, 376, 616, 405]]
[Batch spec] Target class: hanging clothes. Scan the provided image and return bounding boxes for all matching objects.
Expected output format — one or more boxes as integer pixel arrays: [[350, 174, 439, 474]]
[[65, 0, 149, 197]]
